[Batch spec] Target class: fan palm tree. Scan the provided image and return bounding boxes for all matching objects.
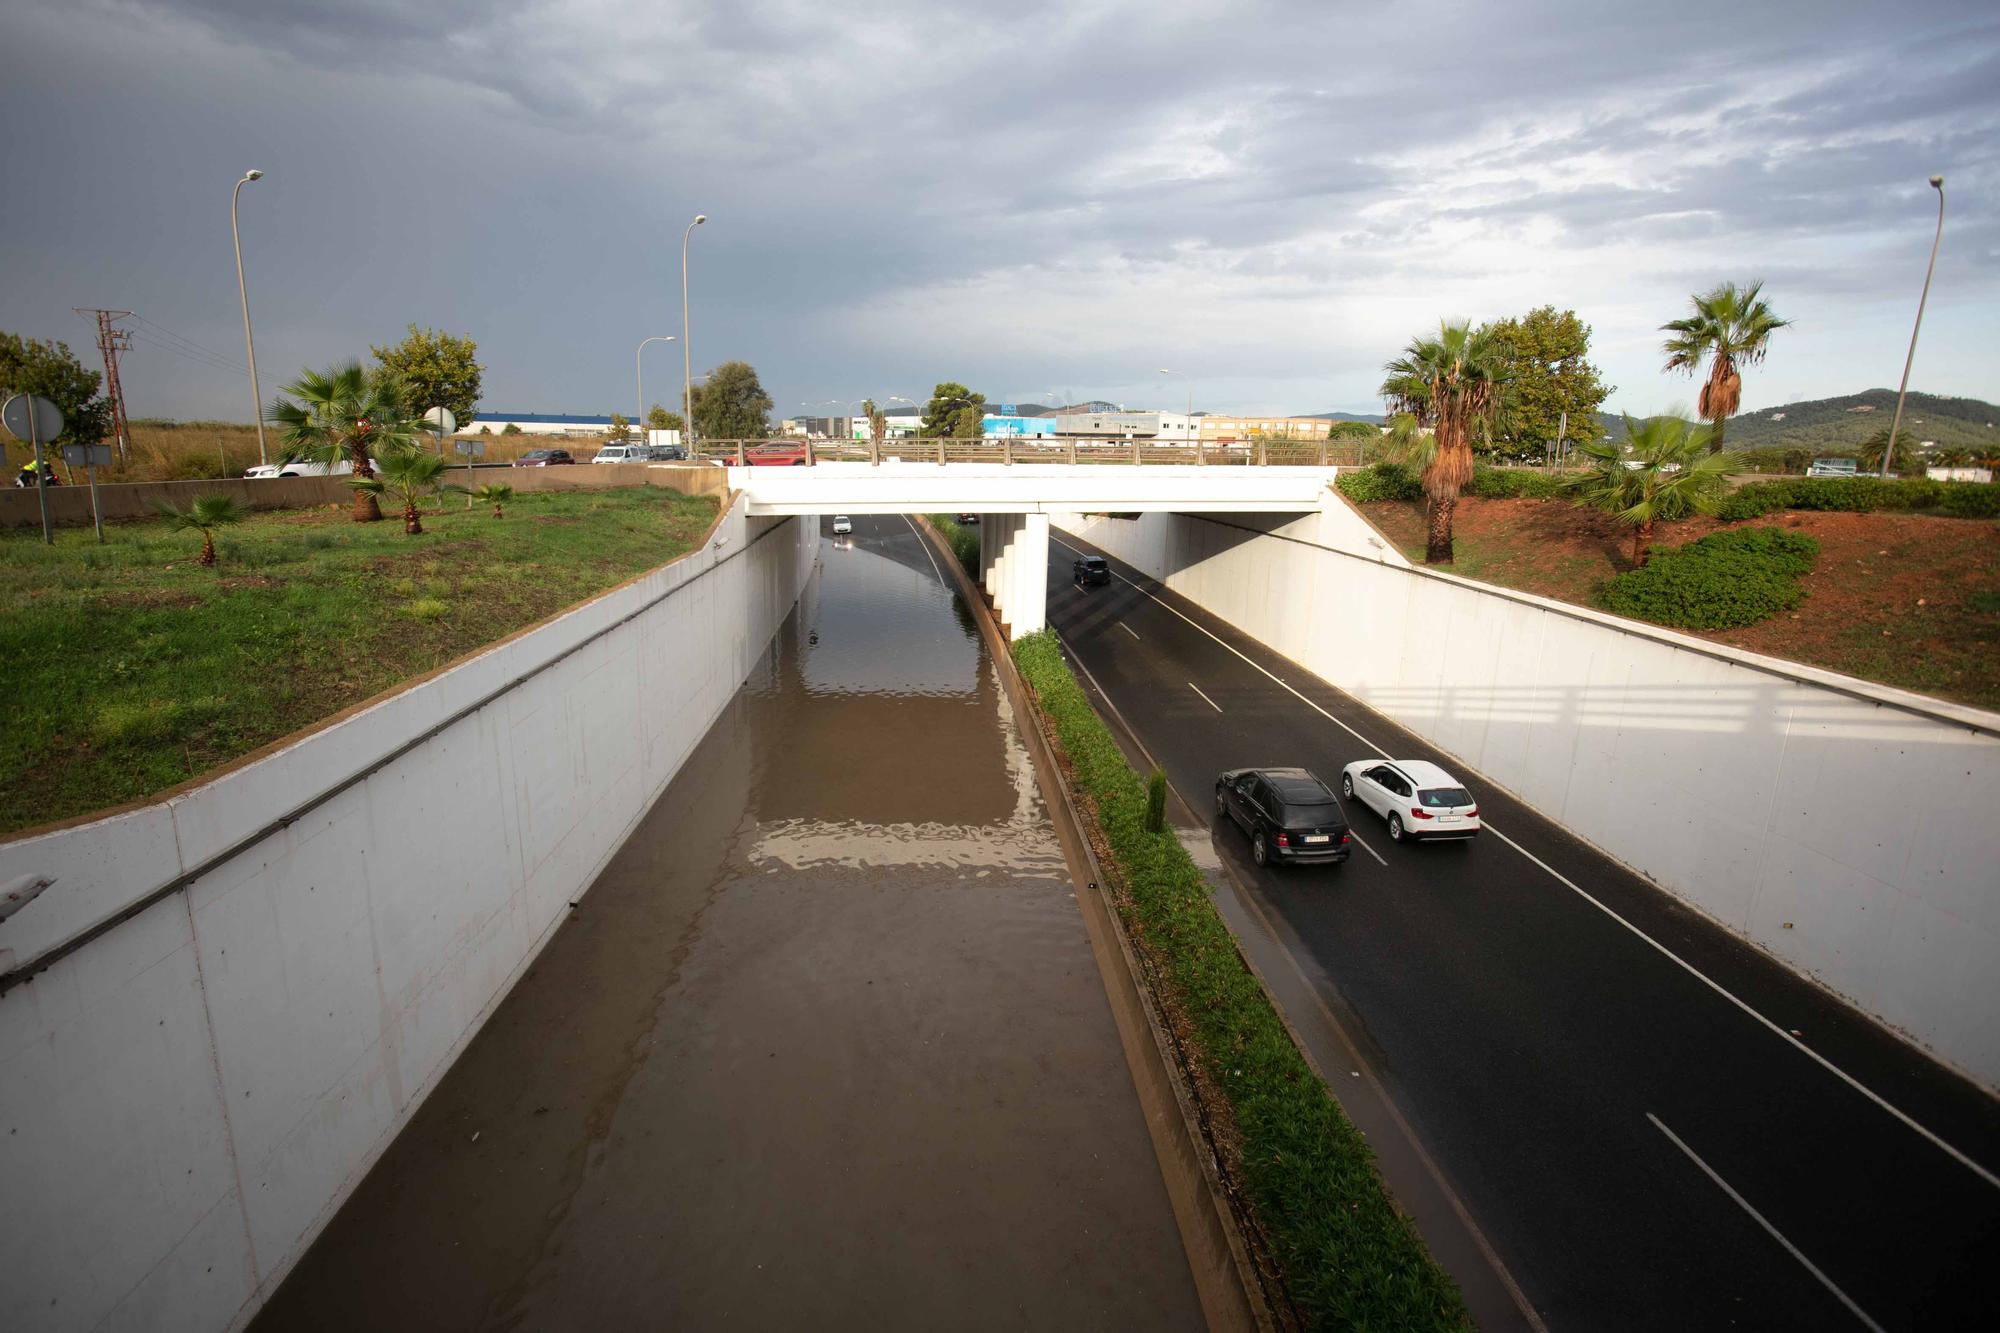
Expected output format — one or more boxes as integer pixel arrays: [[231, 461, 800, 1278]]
[[1856, 427, 1920, 476], [155, 494, 247, 567], [1660, 282, 1789, 453], [469, 481, 514, 517], [265, 362, 426, 522], [1567, 416, 1741, 565], [1379, 321, 1511, 564], [353, 449, 452, 534]]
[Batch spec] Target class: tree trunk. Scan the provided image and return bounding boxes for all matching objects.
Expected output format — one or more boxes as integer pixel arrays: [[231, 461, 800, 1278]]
[[491, 504, 503, 518], [403, 502, 423, 535], [199, 533, 216, 567], [1708, 414, 1727, 454], [350, 447, 381, 522], [1633, 518, 1654, 566], [1424, 495, 1456, 564]]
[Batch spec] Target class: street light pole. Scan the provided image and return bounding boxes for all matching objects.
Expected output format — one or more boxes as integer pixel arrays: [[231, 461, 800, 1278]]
[[682, 214, 706, 451], [1883, 175, 1945, 479], [231, 169, 268, 465], [636, 335, 675, 438]]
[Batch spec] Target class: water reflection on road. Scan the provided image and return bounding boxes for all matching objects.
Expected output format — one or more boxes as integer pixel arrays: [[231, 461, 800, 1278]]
[[253, 514, 1200, 1332]]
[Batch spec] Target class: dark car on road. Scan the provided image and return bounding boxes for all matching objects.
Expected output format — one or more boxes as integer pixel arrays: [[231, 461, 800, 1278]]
[[1073, 555, 1111, 586], [954, 512, 979, 525], [512, 448, 574, 467], [1215, 767, 1352, 868]]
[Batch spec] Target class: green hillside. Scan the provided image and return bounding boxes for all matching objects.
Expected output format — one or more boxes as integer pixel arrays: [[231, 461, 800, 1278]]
[[1601, 390, 1999, 453]]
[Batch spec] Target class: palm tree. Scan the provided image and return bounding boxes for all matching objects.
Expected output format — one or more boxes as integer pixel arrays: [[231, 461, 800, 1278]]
[[860, 398, 888, 460], [1380, 321, 1511, 564], [1660, 282, 1789, 453], [1857, 427, 1920, 476], [266, 362, 426, 522], [155, 494, 247, 566], [469, 481, 514, 518], [353, 449, 452, 534], [1567, 416, 1741, 565]]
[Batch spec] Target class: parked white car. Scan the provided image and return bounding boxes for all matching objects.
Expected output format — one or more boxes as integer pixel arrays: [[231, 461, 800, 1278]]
[[591, 443, 646, 464], [1340, 758, 1481, 842], [832, 515, 853, 535], [243, 458, 352, 480]]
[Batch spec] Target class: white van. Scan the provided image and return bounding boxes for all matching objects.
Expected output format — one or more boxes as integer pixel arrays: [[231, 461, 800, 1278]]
[[592, 444, 646, 464]]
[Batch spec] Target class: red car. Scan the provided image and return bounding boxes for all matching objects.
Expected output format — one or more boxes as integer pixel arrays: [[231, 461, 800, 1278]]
[[742, 443, 807, 466]]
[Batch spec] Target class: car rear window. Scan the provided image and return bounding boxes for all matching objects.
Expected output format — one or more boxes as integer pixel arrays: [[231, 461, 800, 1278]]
[[1418, 787, 1473, 808], [1283, 801, 1343, 826], [1082, 557, 1107, 568]]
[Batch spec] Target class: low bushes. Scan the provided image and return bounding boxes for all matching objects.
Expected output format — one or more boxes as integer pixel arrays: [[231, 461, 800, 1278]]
[[1599, 527, 1821, 629], [1716, 475, 1998, 520], [1012, 630, 1469, 1331], [926, 514, 979, 574], [1465, 467, 1568, 500], [1335, 462, 1423, 503]]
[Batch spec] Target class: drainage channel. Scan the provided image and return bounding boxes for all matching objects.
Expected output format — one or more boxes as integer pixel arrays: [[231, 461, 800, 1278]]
[[251, 515, 1203, 1331]]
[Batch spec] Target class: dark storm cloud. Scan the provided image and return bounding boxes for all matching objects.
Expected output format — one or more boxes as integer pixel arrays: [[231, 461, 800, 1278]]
[[2, 0, 1995, 420]]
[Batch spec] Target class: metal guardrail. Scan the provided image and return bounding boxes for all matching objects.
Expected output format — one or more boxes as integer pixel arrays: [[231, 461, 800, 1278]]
[[679, 438, 1363, 467]]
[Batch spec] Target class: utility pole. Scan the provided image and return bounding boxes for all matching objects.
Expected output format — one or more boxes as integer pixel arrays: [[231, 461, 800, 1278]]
[[75, 309, 133, 464]]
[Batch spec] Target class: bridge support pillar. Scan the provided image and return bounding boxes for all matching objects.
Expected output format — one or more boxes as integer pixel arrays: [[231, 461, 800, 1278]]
[[987, 511, 1047, 640]]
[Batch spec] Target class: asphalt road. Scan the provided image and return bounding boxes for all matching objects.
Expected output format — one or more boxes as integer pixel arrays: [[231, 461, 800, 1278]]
[[1042, 528, 2000, 1333]]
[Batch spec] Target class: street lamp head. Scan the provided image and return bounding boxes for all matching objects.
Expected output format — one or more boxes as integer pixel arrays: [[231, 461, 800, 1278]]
[[694, 213, 707, 225], [243, 169, 263, 182], [1929, 175, 1944, 190]]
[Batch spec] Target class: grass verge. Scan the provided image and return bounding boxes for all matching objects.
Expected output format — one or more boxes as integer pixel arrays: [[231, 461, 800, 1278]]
[[927, 513, 979, 574], [1, 486, 718, 836], [1011, 628, 1469, 1331]]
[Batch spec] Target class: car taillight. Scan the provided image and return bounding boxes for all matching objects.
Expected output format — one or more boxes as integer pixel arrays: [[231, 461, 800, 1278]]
[[1275, 832, 1290, 847], [1341, 832, 1351, 844], [1410, 808, 1434, 820], [1465, 807, 1478, 818]]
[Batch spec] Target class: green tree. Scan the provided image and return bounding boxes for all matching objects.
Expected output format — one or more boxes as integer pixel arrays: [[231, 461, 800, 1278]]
[[369, 325, 484, 427], [1857, 427, 1920, 475], [1327, 420, 1378, 443], [605, 411, 631, 443], [354, 449, 453, 535], [1567, 416, 1741, 565], [952, 404, 985, 439], [1661, 282, 1788, 453], [501, 422, 523, 435], [469, 481, 514, 518], [0, 332, 113, 457], [154, 494, 246, 567], [1480, 306, 1612, 462], [690, 360, 773, 440], [266, 361, 427, 522], [860, 398, 887, 454], [922, 382, 985, 437], [1380, 321, 1512, 564], [646, 404, 683, 432]]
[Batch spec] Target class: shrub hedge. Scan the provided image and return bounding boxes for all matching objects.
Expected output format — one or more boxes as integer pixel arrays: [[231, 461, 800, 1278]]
[[1716, 475, 2000, 520], [1599, 527, 1821, 630], [1012, 631, 1469, 1331], [926, 514, 980, 574], [1335, 462, 1423, 503], [1465, 467, 1568, 500]]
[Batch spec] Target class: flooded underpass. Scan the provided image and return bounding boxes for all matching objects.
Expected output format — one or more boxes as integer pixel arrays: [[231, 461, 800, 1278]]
[[253, 514, 1203, 1331]]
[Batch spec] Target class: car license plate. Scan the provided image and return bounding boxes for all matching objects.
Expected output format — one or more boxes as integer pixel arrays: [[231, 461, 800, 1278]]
[[1439, 815, 1459, 823], [1303, 834, 1331, 844]]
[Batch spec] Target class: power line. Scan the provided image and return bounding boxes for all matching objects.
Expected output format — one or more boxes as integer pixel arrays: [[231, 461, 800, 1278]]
[[128, 314, 248, 374]]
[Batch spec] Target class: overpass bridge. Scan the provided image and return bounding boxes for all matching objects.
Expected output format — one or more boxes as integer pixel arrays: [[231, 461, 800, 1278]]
[[725, 461, 1343, 639]]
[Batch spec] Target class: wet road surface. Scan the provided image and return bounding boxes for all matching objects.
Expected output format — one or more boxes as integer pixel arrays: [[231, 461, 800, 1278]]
[[1045, 525, 2000, 1333], [253, 514, 1201, 1332]]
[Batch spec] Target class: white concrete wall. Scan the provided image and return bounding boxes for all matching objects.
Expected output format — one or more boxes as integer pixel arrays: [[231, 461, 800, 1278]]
[[1055, 498, 2000, 1090], [0, 497, 818, 1333]]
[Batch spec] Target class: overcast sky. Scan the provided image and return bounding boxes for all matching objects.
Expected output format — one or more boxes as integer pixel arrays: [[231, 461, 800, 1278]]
[[2, 0, 1995, 424]]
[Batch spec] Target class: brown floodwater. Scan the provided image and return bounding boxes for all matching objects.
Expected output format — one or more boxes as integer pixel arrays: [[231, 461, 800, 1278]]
[[252, 514, 1202, 1332]]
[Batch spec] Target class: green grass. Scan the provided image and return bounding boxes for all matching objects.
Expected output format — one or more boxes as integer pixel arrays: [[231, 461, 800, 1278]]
[[926, 514, 979, 574], [0, 487, 718, 836], [1012, 630, 1469, 1332]]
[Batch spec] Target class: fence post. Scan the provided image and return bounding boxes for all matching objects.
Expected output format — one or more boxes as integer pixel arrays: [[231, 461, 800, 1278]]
[[1131, 439, 1141, 465], [1318, 440, 1327, 466], [805, 438, 816, 466], [937, 437, 945, 465], [1256, 438, 1267, 466], [1067, 437, 1076, 465], [1003, 437, 1013, 466], [734, 440, 745, 466]]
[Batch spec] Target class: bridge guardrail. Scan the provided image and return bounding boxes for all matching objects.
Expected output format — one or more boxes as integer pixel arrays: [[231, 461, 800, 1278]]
[[684, 438, 1365, 468]]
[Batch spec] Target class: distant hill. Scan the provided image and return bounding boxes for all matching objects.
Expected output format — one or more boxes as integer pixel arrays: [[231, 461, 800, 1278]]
[[1599, 390, 1999, 452], [1305, 411, 1387, 424]]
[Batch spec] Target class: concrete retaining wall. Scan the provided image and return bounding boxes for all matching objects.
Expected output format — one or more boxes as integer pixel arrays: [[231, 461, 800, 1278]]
[[1053, 498, 2000, 1090], [0, 463, 728, 528], [0, 496, 817, 1331]]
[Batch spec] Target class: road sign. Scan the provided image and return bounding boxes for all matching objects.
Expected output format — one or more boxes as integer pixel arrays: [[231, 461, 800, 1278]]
[[2, 393, 64, 444], [999, 403, 1016, 415], [453, 438, 486, 457], [424, 406, 458, 436], [62, 444, 114, 467]]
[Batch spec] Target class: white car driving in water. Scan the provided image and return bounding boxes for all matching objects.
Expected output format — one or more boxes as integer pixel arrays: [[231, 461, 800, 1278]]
[[1341, 758, 1481, 843]]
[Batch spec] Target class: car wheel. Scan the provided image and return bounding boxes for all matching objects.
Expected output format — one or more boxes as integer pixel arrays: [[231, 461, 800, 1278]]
[[1388, 814, 1405, 842], [1216, 790, 1228, 819], [1340, 774, 1354, 799], [1252, 832, 1269, 867]]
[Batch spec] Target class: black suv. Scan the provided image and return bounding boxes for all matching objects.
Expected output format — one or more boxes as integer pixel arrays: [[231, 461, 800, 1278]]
[[1073, 555, 1111, 586], [1215, 768, 1352, 867]]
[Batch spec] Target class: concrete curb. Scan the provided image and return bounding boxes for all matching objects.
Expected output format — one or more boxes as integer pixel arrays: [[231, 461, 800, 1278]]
[[911, 517, 1278, 1333]]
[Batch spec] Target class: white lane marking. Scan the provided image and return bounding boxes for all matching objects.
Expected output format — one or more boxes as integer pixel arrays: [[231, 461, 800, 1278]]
[[1051, 532, 2000, 1191], [902, 513, 946, 586], [1120, 622, 1141, 640], [1188, 682, 1223, 713], [1344, 826, 1388, 866], [1648, 1114, 1888, 1333]]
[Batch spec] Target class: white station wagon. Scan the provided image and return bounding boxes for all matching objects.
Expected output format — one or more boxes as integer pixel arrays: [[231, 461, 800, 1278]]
[[1340, 758, 1481, 843]]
